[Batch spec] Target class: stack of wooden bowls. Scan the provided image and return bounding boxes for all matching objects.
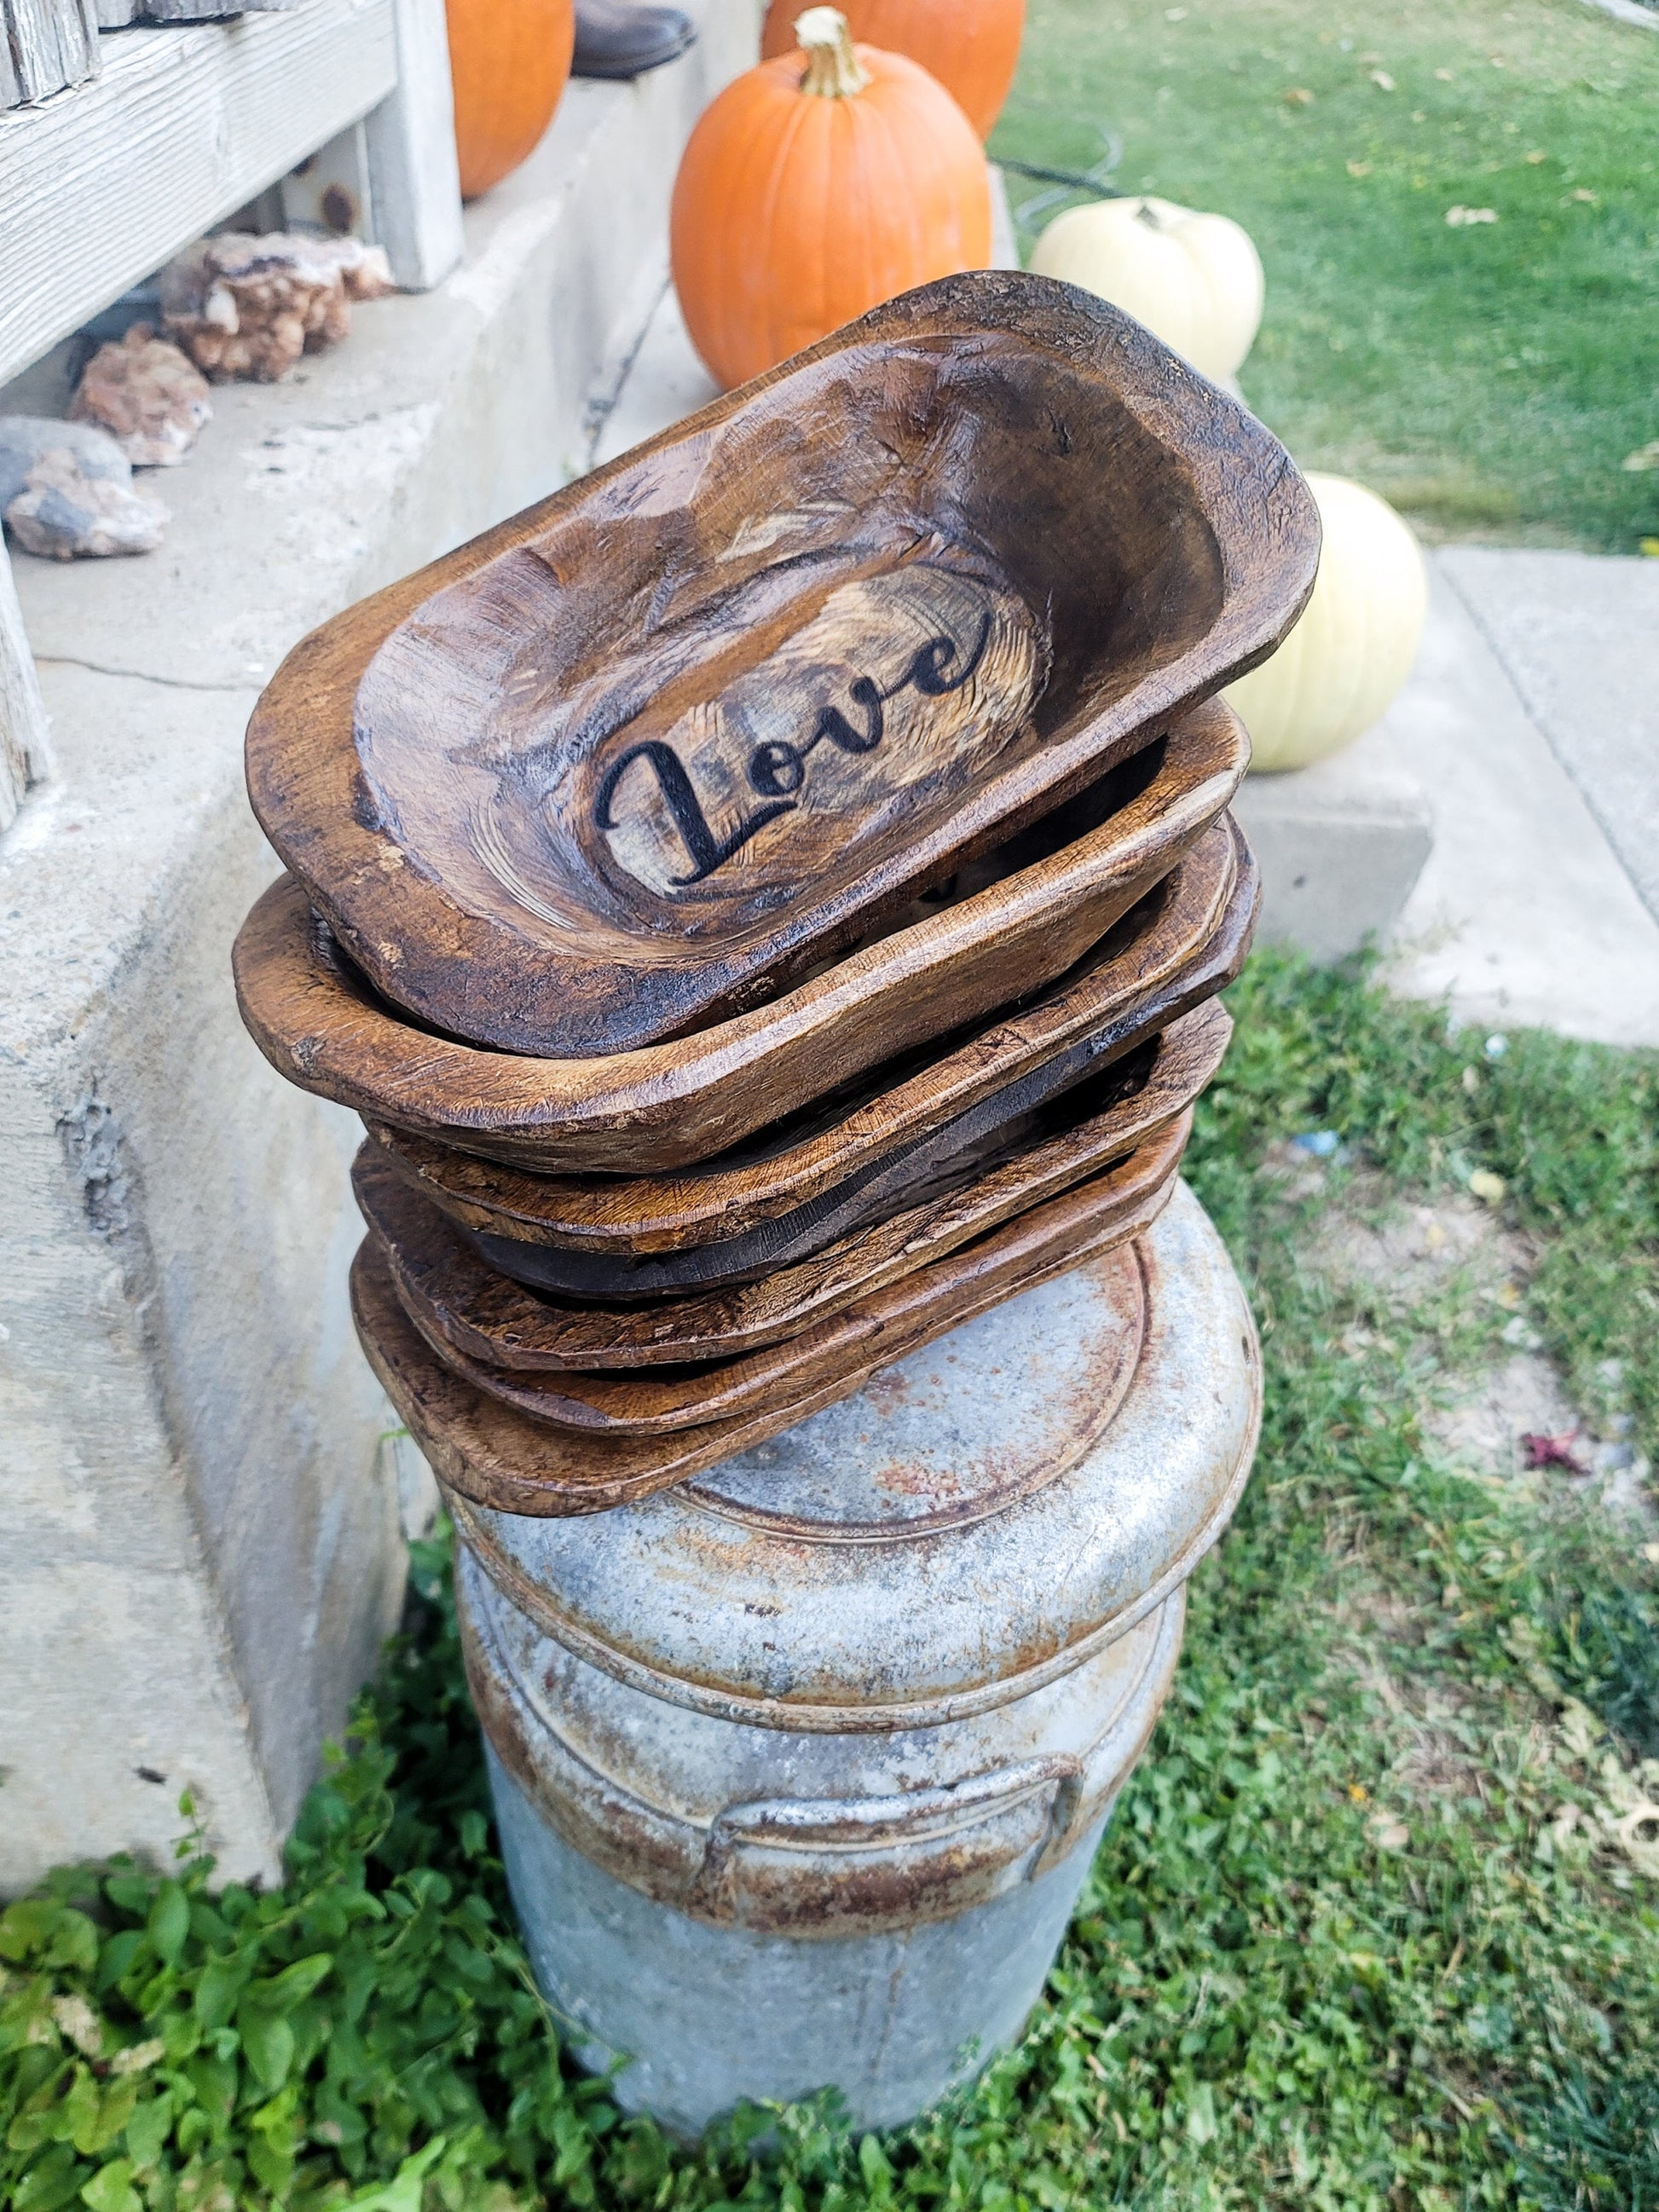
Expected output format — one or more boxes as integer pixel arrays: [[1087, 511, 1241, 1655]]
[[234, 273, 1320, 1518]]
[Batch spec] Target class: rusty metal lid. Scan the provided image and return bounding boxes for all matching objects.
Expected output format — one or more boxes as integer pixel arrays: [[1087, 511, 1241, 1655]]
[[450, 1180, 1259, 1730]]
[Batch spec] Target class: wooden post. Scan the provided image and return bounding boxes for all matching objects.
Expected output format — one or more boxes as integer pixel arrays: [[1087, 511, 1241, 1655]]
[[280, 118, 378, 240], [2, 0, 99, 110], [281, 0, 461, 289], [361, 0, 464, 291], [0, 540, 53, 833]]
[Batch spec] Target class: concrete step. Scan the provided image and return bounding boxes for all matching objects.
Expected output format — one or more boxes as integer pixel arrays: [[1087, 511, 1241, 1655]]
[[0, 0, 760, 1896]]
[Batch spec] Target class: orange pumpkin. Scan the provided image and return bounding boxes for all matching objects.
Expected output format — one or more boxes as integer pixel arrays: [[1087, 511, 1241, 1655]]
[[446, 0, 575, 201], [671, 7, 991, 391], [760, 0, 1024, 137]]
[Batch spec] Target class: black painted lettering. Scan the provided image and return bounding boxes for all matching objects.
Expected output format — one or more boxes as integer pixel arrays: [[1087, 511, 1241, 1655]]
[[596, 593, 997, 888], [596, 739, 795, 885], [748, 740, 806, 798], [903, 608, 993, 698], [809, 675, 885, 756]]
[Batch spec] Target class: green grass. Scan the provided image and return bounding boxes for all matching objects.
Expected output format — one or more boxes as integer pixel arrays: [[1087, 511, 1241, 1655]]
[[4, 953, 1659, 2211], [990, 0, 1659, 551]]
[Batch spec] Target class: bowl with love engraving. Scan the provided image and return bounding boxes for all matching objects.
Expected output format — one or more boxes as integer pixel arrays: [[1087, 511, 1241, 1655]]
[[234, 706, 1249, 1175], [246, 270, 1316, 1060]]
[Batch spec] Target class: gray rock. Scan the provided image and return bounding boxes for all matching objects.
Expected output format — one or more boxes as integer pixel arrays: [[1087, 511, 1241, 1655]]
[[5, 451, 168, 559], [0, 414, 132, 511]]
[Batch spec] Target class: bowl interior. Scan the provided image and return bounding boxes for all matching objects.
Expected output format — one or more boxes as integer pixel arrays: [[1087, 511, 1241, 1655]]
[[354, 332, 1226, 967]]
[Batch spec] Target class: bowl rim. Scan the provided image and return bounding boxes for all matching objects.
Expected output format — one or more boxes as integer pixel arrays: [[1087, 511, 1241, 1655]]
[[245, 271, 1316, 1059], [361, 836, 1248, 1255], [234, 710, 1249, 1173]]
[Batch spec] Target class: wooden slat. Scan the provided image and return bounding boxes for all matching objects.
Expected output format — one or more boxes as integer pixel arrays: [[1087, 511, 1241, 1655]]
[[0, 0, 399, 386], [139, 0, 298, 18], [364, 0, 462, 291], [0, 538, 53, 833], [2, 0, 99, 111]]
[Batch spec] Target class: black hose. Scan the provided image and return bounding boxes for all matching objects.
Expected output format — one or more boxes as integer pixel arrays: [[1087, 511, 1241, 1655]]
[[996, 158, 1125, 198]]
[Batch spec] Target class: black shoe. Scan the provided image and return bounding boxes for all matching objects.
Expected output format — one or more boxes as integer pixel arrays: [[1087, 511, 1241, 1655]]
[[571, 0, 696, 78]]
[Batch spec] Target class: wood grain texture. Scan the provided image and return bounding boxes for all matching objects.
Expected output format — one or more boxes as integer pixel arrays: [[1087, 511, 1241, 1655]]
[[351, 1157, 1171, 1512], [378, 1139, 1167, 1432], [354, 1079, 1194, 1373], [0, 539, 52, 832], [364, 820, 1253, 1265], [0, 0, 397, 386], [245, 272, 1319, 1055], [2, 0, 97, 111], [367, 932, 1239, 1304], [450, 1016, 1210, 1298], [234, 713, 1249, 1175]]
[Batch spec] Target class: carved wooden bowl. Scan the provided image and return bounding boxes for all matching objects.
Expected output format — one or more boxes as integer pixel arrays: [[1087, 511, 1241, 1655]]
[[359, 921, 1240, 1302], [362, 817, 1252, 1268], [356, 1120, 1183, 1442], [350, 1147, 1173, 1515], [234, 707, 1248, 1174], [354, 1014, 1211, 1366], [246, 273, 1317, 1059]]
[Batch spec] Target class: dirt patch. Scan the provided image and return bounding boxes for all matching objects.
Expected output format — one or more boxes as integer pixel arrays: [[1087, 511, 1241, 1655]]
[[1428, 1352, 1583, 1483], [1275, 1151, 1651, 1518], [1282, 1152, 1535, 1313]]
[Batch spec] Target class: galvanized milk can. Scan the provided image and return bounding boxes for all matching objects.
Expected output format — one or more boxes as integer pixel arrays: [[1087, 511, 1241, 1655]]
[[450, 1180, 1259, 2136]]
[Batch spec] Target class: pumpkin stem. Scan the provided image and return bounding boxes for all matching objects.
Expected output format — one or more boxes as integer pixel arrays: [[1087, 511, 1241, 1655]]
[[795, 7, 870, 97]]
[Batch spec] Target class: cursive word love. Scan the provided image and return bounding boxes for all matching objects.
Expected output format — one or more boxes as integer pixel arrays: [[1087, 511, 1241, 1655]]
[[593, 609, 994, 887]]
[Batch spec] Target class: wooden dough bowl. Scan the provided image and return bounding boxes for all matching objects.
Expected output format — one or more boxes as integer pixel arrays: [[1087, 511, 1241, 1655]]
[[354, 1049, 1199, 1372], [363, 822, 1253, 1276], [246, 273, 1317, 1058], [361, 965, 1233, 1304], [234, 713, 1249, 1175], [351, 1148, 1174, 1513], [361, 1121, 1182, 1437]]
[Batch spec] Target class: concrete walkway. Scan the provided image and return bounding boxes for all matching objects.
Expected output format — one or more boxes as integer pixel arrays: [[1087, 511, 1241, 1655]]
[[1345, 551, 1659, 1048], [593, 285, 1659, 1050]]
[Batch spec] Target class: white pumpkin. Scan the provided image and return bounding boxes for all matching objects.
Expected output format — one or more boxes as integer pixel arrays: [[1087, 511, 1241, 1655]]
[[1028, 195, 1264, 381], [1225, 473, 1428, 773]]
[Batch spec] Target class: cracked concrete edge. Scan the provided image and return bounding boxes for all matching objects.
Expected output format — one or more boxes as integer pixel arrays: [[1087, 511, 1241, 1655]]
[[32, 655, 257, 696]]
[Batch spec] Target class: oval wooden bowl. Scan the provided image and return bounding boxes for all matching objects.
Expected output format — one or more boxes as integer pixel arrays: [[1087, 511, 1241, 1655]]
[[350, 1158, 1172, 1514], [363, 814, 1251, 1262], [246, 273, 1318, 1058], [363, 869, 1247, 1301], [353, 1047, 1201, 1372], [366, 1120, 1178, 1434], [234, 712, 1249, 1175]]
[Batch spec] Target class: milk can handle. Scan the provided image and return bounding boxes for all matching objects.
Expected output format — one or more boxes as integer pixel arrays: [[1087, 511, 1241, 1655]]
[[697, 1754, 1084, 1879]]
